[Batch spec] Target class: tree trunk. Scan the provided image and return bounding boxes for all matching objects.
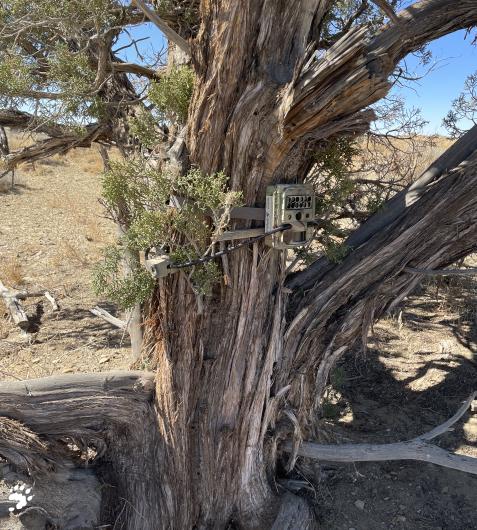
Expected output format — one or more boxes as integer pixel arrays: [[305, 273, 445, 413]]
[[138, 2, 477, 529]]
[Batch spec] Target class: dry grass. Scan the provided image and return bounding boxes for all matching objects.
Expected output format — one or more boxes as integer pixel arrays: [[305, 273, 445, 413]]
[[0, 256, 25, 287]]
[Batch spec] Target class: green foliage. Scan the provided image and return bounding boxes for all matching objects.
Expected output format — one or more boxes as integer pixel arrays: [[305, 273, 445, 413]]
[[0, 0, 124, 125], [48, 44, 95, 95], [149, 66, 195, 123], [313, 136, 357, 218], [330, 365, 346, 390], [129, 114, 162, 150], [321, 400, 341, 420], [95, 161, 242, 305], [92, 245, 155, 310], [190, 262, 222, 296], [323, 238, 350, 263], [0, 53, 33, 97]]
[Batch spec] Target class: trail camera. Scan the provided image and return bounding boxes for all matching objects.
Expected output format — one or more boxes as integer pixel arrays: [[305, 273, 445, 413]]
[[265, 184, 315, 249]]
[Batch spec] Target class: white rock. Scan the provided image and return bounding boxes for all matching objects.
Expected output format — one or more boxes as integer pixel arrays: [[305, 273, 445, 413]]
[[354, 500, 365, 510]]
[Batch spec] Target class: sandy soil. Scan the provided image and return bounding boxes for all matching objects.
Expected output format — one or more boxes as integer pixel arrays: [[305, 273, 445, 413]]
[[0, 147, 131, 383], [1, 139, 476, 529]]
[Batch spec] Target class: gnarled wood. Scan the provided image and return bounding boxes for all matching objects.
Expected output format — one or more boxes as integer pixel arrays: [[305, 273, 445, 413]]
[[0, 371, 159, 529]]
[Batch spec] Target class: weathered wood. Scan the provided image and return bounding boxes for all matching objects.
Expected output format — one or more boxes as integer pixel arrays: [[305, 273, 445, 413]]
[[405, 266, 477, 277], [0, 282, 29, 331], [142, 2, 477, 528], [0, 125, 14, 189], [132, 0, 191, 55], [90, 306, 126, 330], [0, 371, 157, 529], [283, 392, 477, 474]]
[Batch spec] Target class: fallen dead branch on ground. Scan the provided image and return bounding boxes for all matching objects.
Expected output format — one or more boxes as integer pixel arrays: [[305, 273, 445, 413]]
[[0, 281, 59, 331], [90, 306, 126, 330], [283, 392, 477, 475]]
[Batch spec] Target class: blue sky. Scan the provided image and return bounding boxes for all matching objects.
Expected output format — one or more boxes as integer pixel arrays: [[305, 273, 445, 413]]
[[117, 19, 476, 136], [393, 30, 477, 135]]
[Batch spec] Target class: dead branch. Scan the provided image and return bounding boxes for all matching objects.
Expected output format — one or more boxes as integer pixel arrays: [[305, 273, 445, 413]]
[[131, 0, 191, 55], [13, 289, 59, 311], [112, 61, 164, 80], [90, 306, 127, 330], [283, 392, 477, 475], [0, 281, 29, 331], [0, 371, 155, 450], [4, 124, 110, 170]]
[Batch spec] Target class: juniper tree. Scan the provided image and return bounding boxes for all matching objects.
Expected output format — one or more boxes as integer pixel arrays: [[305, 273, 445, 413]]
[[1, 1, 477, 529]]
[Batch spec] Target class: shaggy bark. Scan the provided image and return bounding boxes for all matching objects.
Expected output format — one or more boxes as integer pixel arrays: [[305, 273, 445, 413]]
[[0, 372, 159, 529], [2, 2, 477, 529], [142, 2, 477, 529]]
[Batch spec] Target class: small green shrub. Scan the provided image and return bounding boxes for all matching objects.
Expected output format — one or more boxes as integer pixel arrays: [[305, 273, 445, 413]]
[[148, 65, 195, 123], [94, 162, 242, 307]]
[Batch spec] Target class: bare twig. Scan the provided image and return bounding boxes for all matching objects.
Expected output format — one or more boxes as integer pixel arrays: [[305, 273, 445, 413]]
[[282, 392, 477, 475]]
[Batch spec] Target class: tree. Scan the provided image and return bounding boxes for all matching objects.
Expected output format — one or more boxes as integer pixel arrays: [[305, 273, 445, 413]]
[[1, 1, 477, 529]]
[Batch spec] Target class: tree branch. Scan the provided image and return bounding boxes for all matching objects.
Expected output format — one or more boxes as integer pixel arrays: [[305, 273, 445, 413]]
[[131, 0, 191, 55], [370, 0, 399, 23], [112, 61, 164, 80], [0, 371, 155, 442], [288, 123, 477, 290], [90, 306, 127, 330], [270, 0, 477, 175], [0, 109, 66, 138], [283, 392, 477, 474], [3, 124, 111, 169]]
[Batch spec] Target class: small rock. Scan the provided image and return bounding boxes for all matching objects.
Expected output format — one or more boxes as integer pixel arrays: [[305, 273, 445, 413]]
[[62, 368, 74, 373], [442, 486, 449, 494], [31, 358, 41, 364], [399, 504, 406, 511], [397, 515, 406, 523], [99, 356, 111, 364], [354, 500, 365, 510]]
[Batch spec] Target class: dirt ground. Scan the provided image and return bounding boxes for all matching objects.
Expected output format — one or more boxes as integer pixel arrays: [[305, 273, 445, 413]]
[[0, 145, 131, 381], [294, 279, 477, 530], [1, 137, 476, 529]]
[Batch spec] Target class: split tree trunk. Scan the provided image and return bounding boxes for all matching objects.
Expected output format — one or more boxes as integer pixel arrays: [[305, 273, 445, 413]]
[[139, 2, 477, 529]]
